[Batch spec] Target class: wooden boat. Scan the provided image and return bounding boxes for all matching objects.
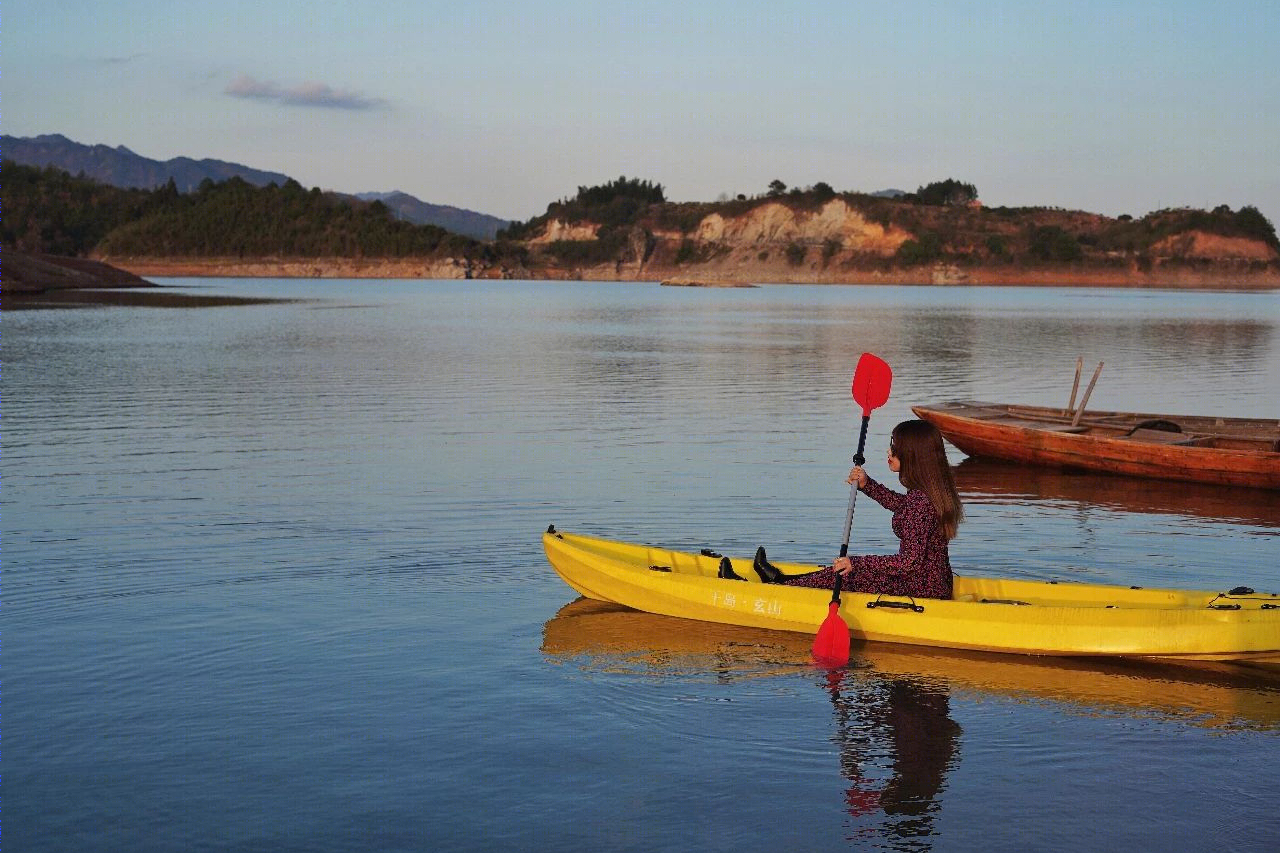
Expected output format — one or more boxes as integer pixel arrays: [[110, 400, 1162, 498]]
[[911, 401, 1280, 489], [543, 527, 1280, 663], [542, 598, 1280, 730]]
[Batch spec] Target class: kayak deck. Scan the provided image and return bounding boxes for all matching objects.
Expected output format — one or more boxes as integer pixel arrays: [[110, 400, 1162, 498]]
[[543, 527, 1280, 662]]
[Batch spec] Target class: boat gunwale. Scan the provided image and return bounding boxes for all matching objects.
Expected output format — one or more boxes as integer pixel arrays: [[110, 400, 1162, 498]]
[[938, 400, 1280, 435]]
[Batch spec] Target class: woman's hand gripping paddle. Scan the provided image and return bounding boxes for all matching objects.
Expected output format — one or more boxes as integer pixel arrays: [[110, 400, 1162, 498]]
[[813, 352, 893, 667]]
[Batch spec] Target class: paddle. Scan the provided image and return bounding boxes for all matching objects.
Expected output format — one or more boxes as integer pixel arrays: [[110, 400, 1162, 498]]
[[813, 352, 893, 667]]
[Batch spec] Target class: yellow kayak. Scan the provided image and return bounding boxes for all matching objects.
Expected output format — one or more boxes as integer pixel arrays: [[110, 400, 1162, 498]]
[[542, 527, 1280, 663]]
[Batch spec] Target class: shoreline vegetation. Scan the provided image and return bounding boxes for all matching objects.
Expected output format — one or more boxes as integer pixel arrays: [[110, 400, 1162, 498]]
[[7, 165, 1279, 294]]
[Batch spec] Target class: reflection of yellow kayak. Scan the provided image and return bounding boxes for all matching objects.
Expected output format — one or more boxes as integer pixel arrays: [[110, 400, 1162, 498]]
[[542, 597, 814, 678], [542, 598, 1280, 730], [543, 528, 1280, 663]]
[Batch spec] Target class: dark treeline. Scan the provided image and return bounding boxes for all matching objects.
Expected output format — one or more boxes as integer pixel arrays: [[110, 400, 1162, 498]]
[[98, 177, 480, 258], [500, 176, 666, 240], [4, 161, 161, 256], [1171, 205, 1278, 247], [908, 179, 979, 206], [2, 161, 499, 260]]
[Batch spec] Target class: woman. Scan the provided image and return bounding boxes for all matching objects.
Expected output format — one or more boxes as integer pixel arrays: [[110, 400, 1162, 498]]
[[755, 419, 963, 600]]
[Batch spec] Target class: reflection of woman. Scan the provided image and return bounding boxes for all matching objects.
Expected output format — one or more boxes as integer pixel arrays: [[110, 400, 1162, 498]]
[[827, 670, 961, 832], [755, 420, 962, 599]]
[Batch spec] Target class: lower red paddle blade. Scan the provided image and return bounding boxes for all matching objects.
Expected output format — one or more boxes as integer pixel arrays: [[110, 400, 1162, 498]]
[[812, 602, 851, 667]]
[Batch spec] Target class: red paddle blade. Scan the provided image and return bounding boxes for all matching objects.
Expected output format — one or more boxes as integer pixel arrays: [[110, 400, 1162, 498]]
[[851, 353, 893, 417], [812, 602, 851, 667]]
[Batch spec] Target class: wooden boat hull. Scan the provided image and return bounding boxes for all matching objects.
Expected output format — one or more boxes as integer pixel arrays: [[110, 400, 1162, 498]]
[[543, 529, 1280, 662], [912, 401, 1280, 489]]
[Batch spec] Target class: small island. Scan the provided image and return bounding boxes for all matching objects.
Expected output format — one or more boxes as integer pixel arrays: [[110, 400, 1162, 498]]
[[660, 278, 758, 288]]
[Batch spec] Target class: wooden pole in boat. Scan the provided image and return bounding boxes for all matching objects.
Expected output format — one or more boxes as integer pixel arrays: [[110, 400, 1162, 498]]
[[1066, 356, 1083, 415], [1072, 361, 1104, 426]]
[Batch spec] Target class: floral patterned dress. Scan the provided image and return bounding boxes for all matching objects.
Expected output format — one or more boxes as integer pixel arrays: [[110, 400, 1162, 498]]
[[784, 476, 953, 600]]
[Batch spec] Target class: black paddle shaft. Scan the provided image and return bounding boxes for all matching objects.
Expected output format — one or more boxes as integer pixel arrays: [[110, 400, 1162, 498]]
[[853, 413, 871, 467], [834, 413, 873, 602]]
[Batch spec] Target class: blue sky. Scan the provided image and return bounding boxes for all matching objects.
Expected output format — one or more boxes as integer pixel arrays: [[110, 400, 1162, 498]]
[[8, 0, 1279, 223]]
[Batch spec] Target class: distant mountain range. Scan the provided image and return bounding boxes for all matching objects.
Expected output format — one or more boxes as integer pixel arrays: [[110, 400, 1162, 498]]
[[2, 133, 510, 241], [353, 191, 510, 241], [3, 134, 292, 192]]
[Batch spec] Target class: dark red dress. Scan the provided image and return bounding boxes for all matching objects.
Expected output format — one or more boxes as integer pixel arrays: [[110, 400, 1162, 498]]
[[784, 477, 953, 600]]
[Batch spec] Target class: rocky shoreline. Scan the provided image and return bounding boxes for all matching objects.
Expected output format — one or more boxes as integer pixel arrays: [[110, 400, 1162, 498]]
[[100, 255, 476, 281], [107, 255, 1280, 289], [6, 251, 156, 293], [4, 251, 285, 308], [8, 250, 1278, 295]]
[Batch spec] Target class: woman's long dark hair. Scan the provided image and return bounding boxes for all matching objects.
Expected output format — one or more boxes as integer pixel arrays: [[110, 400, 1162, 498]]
[[891, 419, 963, 539]]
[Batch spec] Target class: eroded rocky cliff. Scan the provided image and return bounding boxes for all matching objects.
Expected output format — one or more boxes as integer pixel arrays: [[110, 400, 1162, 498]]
[[513, 195, 1280, 287]]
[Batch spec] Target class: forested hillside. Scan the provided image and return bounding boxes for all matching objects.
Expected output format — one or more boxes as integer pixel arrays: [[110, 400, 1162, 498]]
[[4, 162, 161, 255], [2, 161, 503, 261], [97, 177, 477, 258]]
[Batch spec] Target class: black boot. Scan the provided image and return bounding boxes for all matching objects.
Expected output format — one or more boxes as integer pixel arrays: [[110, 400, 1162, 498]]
[[753, 546, 786, 584], [718, 557, 746, 581]]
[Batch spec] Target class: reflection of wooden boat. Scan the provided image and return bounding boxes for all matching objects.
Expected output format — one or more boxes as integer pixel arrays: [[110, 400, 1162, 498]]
[[543, 528, 1280, 662], [911, 401, 1280, 489], [543, 598, 1280, 730], [952, 457, 1280, 527]]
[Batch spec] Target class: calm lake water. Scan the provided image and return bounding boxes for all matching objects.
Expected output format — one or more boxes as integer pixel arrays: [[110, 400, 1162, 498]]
[[5, 278, 1279, 852]]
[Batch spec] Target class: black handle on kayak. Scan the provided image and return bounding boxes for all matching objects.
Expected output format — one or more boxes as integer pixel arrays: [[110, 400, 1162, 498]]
[[867, 595, 925, 613]]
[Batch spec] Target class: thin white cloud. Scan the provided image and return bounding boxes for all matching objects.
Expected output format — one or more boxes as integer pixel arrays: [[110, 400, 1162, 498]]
[[94, 53, 147, 65], [225, 74, 384, 110]]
